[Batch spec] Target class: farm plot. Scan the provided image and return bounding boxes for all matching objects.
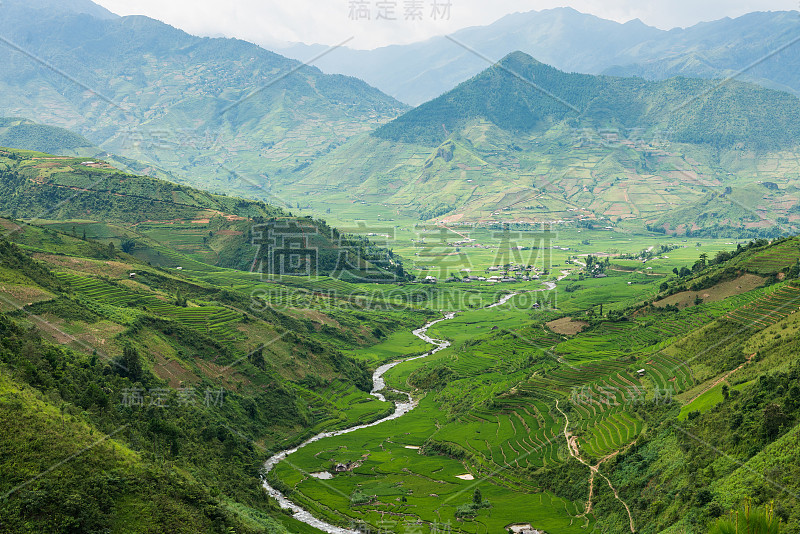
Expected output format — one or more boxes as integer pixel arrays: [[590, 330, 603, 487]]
[[641, 353, 694, 393], [55, 271, 241, 341], [726, 283, 800, 328], [736, 240, 800, 274], [435, 399, 564, 471], [576, 409, 642, 460]]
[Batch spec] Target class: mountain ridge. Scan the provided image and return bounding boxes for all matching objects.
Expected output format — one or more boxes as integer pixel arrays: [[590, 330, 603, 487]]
[[278, 8, 800, 105]]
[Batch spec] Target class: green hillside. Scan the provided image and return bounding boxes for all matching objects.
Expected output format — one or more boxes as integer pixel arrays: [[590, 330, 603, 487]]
[[375, 51, 800, 150], [0, 146, 409, 282], [0, 117, 97, 155], [278, 53, 800, 237], [266, 236, 800, 533], [4, 142, 800, 532], [0, 2, 406, 199], [0, 209, 439, 532]]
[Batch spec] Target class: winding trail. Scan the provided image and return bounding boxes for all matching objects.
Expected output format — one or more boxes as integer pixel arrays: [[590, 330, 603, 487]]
[[260, 279, 565, 533], [554, 400, 636, 533]]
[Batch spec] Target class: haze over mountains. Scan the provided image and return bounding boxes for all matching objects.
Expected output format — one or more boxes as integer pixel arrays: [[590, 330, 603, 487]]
[[0, 0, 405, 200], [4, 2, 800, 533], [2, 0, 800, 238], [281, 8, 800, 105], [280, 51, 800, 236]]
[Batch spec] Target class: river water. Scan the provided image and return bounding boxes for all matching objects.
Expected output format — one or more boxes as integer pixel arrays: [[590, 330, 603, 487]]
[[260, 283, 556, 533]]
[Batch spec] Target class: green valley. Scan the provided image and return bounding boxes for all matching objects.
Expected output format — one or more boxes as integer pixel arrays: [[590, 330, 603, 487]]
[[2, 2, 800, 533]]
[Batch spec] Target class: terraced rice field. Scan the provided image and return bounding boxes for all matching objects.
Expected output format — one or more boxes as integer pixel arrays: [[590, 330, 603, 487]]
[[737, 241, 800, 274], [726, 283, 800, 328], [55, 272, 241, 342], [300, 379, 390, 432], [643, 353, 694, 393], [435, 398, 564, 470]]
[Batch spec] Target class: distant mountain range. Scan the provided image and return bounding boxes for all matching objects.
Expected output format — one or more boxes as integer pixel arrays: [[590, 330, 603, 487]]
[[279, 8, 800, 105], [2, 0, 800, 238], [0, 0, 406, 201], [279, 52, 800, 236]]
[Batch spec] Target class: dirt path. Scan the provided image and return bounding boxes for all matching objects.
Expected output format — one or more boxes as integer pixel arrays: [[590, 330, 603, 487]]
[[555, 400, 636, 532], [682, 353, 755, 405]]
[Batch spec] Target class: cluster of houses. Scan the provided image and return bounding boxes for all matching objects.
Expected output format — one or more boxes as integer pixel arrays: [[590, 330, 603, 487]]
[[421, 261, 548, 284], [506, 524, 546, 534], [422, 274, 540, 284]]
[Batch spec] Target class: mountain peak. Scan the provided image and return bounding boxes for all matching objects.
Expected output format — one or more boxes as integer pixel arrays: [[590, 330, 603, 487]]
[[2, 0, 118, 19]]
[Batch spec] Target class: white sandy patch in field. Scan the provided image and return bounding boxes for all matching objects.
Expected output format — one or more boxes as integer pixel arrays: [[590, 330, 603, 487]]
[[455, 474, 474, 480]]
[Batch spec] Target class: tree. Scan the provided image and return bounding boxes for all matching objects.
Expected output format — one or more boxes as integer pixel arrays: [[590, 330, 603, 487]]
[[762, 403, 788, 440], [120, 345, 143, 381], [120, 238, 136, 254], [699, 252, 708, 267], [249, 347, 266, 370], [473, 487, 482, 506], [721, 384, 729, 400]]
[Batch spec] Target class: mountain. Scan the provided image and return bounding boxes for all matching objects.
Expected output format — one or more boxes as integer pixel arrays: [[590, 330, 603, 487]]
[[279, 7, 663, 105], [604, 10, 800, 95], [0, 117, 98, 156], [3, 0, 118, 19], [375, 51, 800, 149], [276, 52, 800, 236], [0, 146, 409, 281], [0, 0, 406, 199], [279, 9, 800, 105], [0, 203, 430, 533]]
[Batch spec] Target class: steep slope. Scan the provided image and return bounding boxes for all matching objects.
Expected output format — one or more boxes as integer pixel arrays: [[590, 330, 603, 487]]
[[0, 213, 434, 532], [0, 146, 409, 281], [0, 0, 406, 198], [375, 51, 800, 150], [280, 52, 800, 236], [280, 7, 663, 105], [280, 9, 800, 106]]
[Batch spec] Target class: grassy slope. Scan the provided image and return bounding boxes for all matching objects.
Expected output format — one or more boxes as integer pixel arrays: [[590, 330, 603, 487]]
[[0, 146, 409, 282], [0, 208, 439, 532], [281, 53, 800, 236], [268, 236, 800, 533]]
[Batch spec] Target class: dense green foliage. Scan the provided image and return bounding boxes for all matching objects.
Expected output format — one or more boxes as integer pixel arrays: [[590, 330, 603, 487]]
[[375, 52, 800, 151]]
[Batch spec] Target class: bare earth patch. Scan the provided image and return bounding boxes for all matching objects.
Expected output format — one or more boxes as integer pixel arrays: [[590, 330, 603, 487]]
[[655, 274, 765, 309], [546, 316, 589, 335], [0, 284, 55, 307]]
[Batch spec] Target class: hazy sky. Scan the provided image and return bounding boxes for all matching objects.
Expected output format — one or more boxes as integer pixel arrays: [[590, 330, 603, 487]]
[[94, 0, 799, 49]]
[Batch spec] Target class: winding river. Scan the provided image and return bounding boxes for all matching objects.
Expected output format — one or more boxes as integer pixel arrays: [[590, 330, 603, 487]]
[[261, 282, 558, 533]]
